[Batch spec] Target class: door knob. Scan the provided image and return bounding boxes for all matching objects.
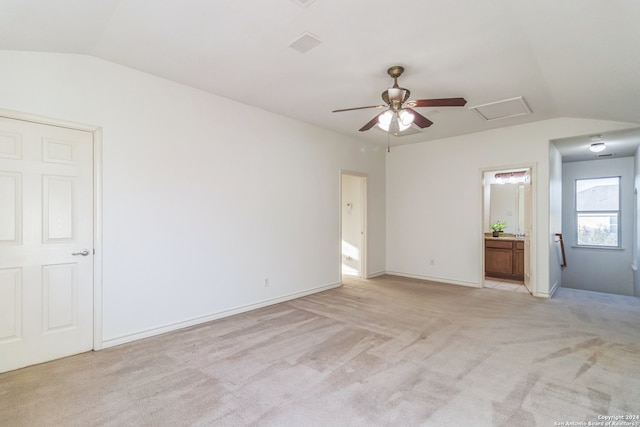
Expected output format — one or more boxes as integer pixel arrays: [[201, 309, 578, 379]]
[[72, 249, 91, 256]]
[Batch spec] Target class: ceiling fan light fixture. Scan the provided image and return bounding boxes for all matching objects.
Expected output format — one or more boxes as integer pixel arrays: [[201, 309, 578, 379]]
[[397, 120, 411, 132], [377, 110, 393, 131], [589, 142, 606, 152], [398, 109, 415, 127], [387, 88, 408, 103], [377, 110, 414, 132], [332, 65, 465, 134]]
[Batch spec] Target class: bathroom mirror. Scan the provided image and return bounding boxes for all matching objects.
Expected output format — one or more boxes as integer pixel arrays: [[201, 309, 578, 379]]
[[489, 183, 525, 234]]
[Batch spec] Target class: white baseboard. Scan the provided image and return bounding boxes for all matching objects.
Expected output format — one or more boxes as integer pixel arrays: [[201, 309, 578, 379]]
[[385, 271, 481, 288], [101, 281, 341, 349], [366, 270, 387, 279], [536, 280, 559, 298]]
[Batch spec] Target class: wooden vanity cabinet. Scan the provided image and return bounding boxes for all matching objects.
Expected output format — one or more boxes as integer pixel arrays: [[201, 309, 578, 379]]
[[514, 241, 525, 277], [485, 239, 524, 281]]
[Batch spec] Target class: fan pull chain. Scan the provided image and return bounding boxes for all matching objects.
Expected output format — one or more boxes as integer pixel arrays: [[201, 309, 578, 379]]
[[387, 132, 391, 152]]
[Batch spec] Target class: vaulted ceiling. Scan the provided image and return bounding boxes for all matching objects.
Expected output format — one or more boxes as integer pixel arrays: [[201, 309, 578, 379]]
[[1, 0, 639, 150]]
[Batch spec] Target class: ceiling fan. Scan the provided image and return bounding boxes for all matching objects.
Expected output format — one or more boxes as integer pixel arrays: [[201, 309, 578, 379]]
[[332, 66, 467, 134]]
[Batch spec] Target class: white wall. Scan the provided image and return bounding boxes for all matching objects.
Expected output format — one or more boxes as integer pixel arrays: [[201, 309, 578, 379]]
[[386, 118, 638, 297], [0, 51, 386, 346], [561, 157, 635, 296]]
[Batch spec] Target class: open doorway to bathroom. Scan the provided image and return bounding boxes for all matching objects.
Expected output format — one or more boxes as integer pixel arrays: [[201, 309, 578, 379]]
[[341, 172, 367, 278], [482, 166, 534, 294]]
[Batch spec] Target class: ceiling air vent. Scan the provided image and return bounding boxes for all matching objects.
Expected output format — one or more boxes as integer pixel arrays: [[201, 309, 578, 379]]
[[291, 0, 317, 8], [597, 153, 614, 158], [469, 96, 531, 121], [289, 32, 322, 53]]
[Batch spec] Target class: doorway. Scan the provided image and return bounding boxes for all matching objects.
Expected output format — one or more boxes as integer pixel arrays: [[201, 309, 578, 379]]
[[482, 166, 535, 295], [0, 112, 101, 373], [341, 172, 367, 278]]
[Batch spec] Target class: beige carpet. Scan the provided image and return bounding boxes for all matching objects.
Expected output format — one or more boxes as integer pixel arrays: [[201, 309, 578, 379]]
[[1, 275, 639, 426]]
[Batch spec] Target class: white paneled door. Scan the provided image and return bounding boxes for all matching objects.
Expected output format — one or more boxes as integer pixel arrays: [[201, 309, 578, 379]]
[[0, 117, 94, 373]]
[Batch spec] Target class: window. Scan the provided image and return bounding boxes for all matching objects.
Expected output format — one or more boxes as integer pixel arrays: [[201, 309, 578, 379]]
[[575, 177, 620, 247]]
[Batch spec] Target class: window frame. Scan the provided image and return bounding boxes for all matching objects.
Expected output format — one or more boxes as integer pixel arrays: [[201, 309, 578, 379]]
[[574, 176, 621, 249]]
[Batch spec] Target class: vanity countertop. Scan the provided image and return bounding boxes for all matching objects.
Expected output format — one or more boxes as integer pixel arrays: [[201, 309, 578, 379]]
[[484, 233, 523, 241]]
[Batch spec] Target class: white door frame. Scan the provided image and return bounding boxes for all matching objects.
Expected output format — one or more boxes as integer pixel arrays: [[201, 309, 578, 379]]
[[340, 170, 368, 279], [480, 163, 537, 296], [0, 108, 103, 350]]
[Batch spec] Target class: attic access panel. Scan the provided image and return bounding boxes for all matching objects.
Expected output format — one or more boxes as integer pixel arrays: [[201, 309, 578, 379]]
[[469, 96, 531, 121]]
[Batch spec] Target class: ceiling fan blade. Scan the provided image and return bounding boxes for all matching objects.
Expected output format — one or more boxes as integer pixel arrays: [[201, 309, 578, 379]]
[[406, 108, 433, 128], [359, 112, 385, 131], [410, 97, 467, 108], [332, 105, 386, 113]]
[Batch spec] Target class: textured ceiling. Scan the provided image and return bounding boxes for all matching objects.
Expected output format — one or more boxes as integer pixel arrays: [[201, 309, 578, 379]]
[[1, 0, 639, 152]]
